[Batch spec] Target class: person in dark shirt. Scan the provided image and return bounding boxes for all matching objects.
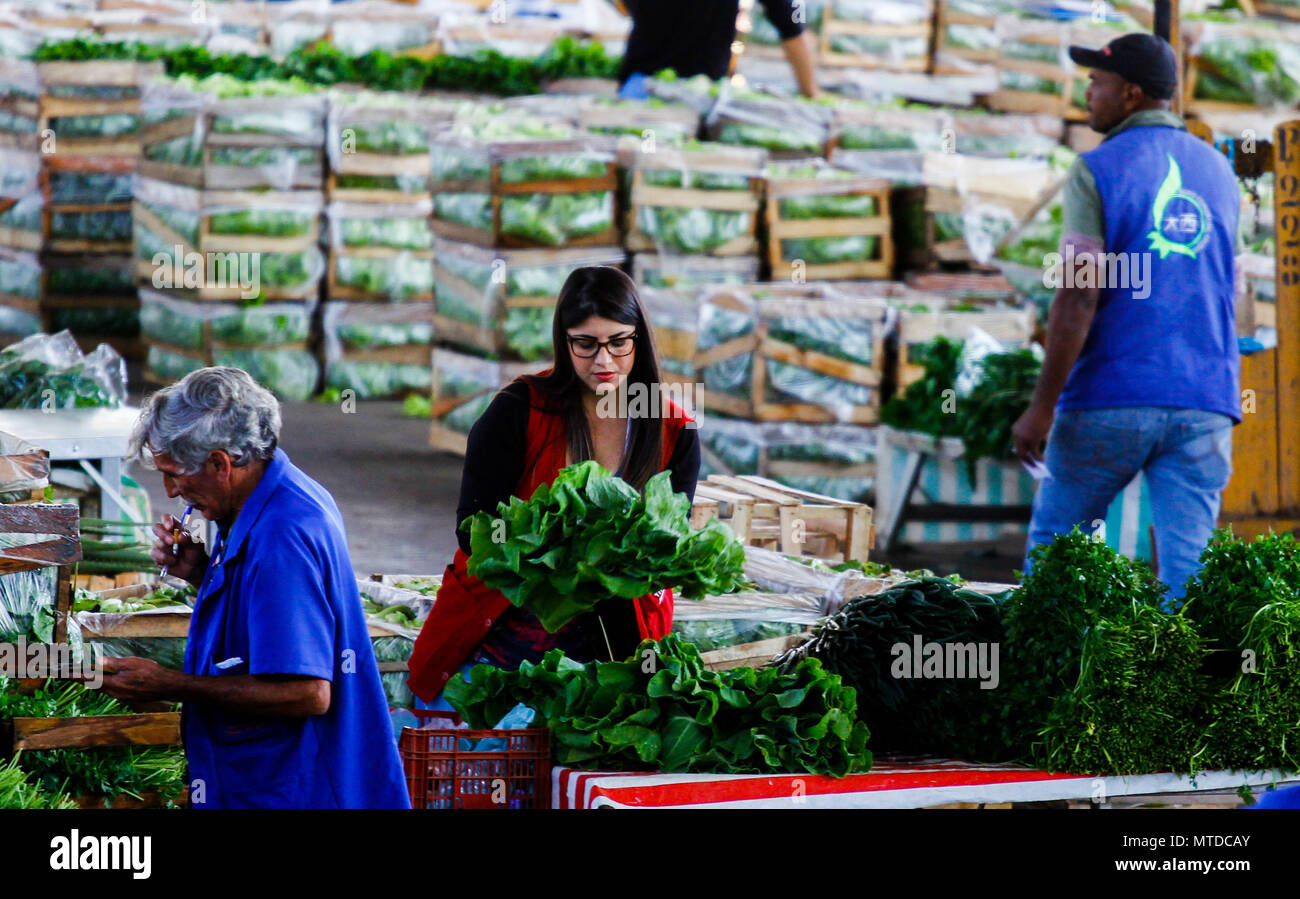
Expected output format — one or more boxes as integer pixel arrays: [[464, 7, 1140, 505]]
[[617, 0, 819, 98], [407, 266, 701, 704]]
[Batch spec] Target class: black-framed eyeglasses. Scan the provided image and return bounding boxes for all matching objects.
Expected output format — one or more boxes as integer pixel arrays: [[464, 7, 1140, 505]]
[[567, 333, 637, 358]]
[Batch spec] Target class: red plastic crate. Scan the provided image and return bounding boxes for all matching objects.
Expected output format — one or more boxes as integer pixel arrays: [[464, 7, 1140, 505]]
[[399, 710, 551, 810]]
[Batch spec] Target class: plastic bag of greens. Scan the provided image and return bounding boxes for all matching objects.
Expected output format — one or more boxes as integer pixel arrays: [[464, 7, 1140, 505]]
[[761, 298, 887, 366], [0, 250, 41, 303], [1191, 23, 1300, 108], [434, 192, 492, 232], [329, 202, 433, 251], [696, 290, 756, 400], [334, 253, 434, 301], [832, 105, 952, 151], [321, 302, 433, 398], [828, 0, 933, 63], [636, 206, 753, 254], [640, 286, 700, 378], [327, 90, 452, 164], [698, 415, 765, 477], [633, 253, 758, 290], [707, 89, 832, 155], [763, 421, 877, 504], [146, 344, 203, 383], [212, 348, 319, 401], [501, 191, 613, 246]]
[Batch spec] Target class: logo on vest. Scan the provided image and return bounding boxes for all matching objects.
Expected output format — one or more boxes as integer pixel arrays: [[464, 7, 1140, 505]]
[[1147, 154, 1210, 259]]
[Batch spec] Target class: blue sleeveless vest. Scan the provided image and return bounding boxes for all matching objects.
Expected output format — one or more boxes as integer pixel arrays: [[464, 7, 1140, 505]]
[[1058, 124, 1241, 423]]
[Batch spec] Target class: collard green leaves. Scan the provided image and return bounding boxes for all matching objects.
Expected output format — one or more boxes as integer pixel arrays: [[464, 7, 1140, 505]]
[[465, 461, 747, 632], [445, 635, 872, 777]]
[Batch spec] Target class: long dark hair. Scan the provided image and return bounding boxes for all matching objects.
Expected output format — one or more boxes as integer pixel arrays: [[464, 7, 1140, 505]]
[[527, 265, 665, 491]]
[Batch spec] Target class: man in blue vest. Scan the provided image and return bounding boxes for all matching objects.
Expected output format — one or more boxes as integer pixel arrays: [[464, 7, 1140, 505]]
[[1012, 33, 1242, 601]]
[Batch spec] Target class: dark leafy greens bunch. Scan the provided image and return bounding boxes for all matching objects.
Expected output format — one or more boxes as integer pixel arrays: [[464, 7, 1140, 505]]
[[777, 576, 1008, 761], [0, 757, 77, 809], [999, 530, 1167, 756], [1182, 530, 1300, 771], [446, 634, 872, 777], [464, 461, 747, 632], [881, 336, 1040, 477], [1039, 600, 1208, 775]]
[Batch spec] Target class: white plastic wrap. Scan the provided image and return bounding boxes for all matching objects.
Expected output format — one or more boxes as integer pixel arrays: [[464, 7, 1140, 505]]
[[0, 431, 49, 494], [705, 87, 834, 157], [328, 3, 438, 56], [139, 287, 316, 351]]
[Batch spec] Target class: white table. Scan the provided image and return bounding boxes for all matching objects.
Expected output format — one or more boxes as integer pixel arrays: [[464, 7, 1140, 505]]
[[0, 406, 143, 522]]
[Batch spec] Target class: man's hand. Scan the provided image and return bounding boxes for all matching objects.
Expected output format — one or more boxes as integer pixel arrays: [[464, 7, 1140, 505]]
[[1012, 402, 1055, 464], [151, 512, 208, 587], [100, 657, 179, 704]]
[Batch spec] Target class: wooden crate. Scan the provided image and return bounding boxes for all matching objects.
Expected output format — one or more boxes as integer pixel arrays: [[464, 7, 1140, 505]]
[[631, 253, 759, 289], [139, 90, 327, 191], [429, 346, 550, 456], [765, 168, 894, 281], [694, 473, 874, 564], [133, 178, 325, 302], [820, 3, 933, 71], [626, 144, 767, 256], [321, 301, 432, 400], [432, 241, 625, 360], [932, 0, 999, 73], [697, 288, 889, 423], [987, 20, 1084, 121], [699, 633, 810, 671], [326, 200, 435, 303], [325, 91, 453, 204], [430, 134, 619, 250]]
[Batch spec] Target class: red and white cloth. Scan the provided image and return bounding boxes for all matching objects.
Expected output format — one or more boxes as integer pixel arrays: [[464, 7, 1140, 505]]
[[552, 758, 1300, 809]]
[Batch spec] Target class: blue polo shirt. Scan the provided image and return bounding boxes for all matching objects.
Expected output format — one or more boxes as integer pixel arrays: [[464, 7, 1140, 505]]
[[183, 449, 410, 809]]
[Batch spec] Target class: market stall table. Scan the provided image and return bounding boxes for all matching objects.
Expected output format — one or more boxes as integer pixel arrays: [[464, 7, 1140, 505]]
[[552, 759, 1300, 809], [0, 407, 142, 523]]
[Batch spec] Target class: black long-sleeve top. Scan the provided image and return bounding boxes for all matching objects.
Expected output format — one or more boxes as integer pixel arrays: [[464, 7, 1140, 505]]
[[619, 0, 805, 83]]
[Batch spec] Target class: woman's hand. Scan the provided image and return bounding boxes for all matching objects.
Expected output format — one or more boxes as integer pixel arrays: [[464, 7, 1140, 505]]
[[151, 512, 209, 587]]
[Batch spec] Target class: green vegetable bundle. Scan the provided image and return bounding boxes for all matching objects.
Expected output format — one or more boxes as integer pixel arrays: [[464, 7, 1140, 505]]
[[1039, 600, 1208, 775], [999, 530, 1167, 756], [779, 577, 1007, 760], [500, 191, 613, 246], [73, 582, 194, 614], [446, 635, 872, 777], [1182, 530, 1300, 771], [881, 337, 1040, 475], [325, 362, 430, 400], [635, 205, 752, 254], [0, 757, 77, 809], [463, 461, 747, 632]]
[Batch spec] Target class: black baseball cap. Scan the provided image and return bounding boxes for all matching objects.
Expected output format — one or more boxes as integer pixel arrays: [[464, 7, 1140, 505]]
[[1068, 33, 1177, 100]]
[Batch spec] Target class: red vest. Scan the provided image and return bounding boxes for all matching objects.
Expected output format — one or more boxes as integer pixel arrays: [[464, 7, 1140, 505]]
[[407, 377, 693, 702]]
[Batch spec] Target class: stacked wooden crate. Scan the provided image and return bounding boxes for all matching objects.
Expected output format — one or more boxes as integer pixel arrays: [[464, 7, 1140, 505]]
[[322, 91, 453, 400], [0, 58, 162, 356], [135, 76, 327, 400], [696, 283, 890, 424], [427, 117, 620, 454], [931, 0, 1000, 75], [988, 17, 1124, 121], [819, 0, 935, 72], [764, 159, 894, 282]]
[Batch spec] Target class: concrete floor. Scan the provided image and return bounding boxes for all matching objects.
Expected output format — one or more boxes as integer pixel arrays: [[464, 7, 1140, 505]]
[[125, 389, 1026, 583], [128, 396, 463, 578]]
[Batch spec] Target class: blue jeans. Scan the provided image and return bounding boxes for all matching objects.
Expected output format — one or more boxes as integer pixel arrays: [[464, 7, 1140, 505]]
[[1024, 407, 1233, 600]]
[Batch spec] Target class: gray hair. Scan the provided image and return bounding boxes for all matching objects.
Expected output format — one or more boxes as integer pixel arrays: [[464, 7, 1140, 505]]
[[130, 367, 281, 474]]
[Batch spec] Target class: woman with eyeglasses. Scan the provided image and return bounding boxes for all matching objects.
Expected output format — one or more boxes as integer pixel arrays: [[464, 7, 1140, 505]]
[[407, 266, 701, 705]]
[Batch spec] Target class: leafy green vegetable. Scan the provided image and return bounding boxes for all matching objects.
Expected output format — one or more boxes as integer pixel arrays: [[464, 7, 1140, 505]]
[[0, 757, 77, 809], [464, 461, 747, 632], [446, 634, 872, 777], [999, 530, 1167, 756], [778, 576, 1006, 760]]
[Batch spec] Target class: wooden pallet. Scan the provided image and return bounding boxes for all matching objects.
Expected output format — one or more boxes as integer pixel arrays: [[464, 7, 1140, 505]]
[[626, 145, 766, 256], [820, 7, 933, 71], [765, 171, 894, 281], [694, 473, 874, 564]]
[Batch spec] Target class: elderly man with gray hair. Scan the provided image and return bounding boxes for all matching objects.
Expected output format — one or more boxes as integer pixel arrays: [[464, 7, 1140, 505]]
[[99, 367, 410, 809]]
